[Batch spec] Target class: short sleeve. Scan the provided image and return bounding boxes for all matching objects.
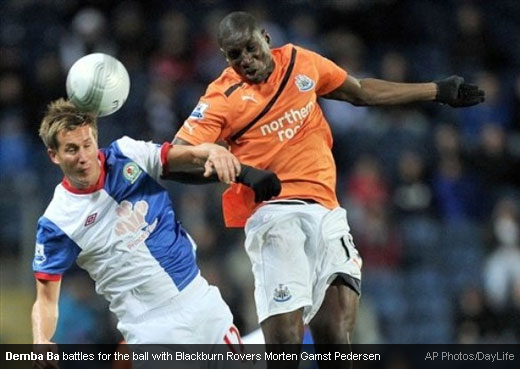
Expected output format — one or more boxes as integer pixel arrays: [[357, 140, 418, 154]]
[[304, 48, 348, 96], [115, 136, 164, 181], [33, 217, 80, 280], [175, 87, 228, 145]]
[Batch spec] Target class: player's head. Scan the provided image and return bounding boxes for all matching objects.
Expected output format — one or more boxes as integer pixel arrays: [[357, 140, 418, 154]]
[[218, 11, 273, 84], [39, 98, 100, 189]]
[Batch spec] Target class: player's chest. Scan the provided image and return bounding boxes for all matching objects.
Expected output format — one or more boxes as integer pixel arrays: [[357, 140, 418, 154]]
[[229, 73, 317, 120], [62, 175, 160, 254], [225, 72, 319, 143]]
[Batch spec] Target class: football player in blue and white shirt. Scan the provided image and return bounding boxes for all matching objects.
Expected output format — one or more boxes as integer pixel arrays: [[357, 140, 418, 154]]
[[31, 98, 280, 357]]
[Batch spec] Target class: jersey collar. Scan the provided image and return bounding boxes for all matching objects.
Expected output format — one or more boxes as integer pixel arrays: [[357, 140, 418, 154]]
[[62, 151, 106, 194]]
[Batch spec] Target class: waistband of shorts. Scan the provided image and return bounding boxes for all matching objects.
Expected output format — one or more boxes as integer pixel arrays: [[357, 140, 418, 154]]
[[265, 198, 319, 206], [132, 274, 207, 323]]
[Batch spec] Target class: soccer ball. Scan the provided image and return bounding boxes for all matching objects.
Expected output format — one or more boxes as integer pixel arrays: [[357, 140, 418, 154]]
[[66, 53, 130, 117]]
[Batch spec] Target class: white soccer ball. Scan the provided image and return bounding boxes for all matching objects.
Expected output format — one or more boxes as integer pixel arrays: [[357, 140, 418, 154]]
[[66, 53, 130, 117]]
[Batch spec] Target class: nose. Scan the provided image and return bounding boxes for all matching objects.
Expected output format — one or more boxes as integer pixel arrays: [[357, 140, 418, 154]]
[[78, 147, 88, 163], [240, 52, 253, 67]]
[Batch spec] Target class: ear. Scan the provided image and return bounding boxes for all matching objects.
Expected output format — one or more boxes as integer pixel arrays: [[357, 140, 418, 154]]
[[262, 29, 271, 44], [220, 47, 230, 63], [48, 148, 60, 165]]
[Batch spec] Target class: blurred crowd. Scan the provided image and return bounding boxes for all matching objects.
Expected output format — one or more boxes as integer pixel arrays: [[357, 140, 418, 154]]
[[1, 0, 519, 344]]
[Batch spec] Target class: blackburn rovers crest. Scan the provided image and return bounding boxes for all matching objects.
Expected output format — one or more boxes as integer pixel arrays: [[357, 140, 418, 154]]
[[123, 162, 142, 184]]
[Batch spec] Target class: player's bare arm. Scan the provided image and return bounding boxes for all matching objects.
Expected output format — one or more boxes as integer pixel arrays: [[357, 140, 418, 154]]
[[32, 279, 60, 369], [171, 137, 281, 202], [324, 74, 484, 107], [32, 279, 60, 344], [166, 143, 240, 184]]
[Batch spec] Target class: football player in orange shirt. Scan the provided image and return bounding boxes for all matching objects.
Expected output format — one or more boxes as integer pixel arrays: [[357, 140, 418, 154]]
[[173, 10, 484, 363]]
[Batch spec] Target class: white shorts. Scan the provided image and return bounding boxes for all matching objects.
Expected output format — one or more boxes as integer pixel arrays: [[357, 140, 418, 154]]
[[117, 274, 240, 344], [244, 202, 362, 325]]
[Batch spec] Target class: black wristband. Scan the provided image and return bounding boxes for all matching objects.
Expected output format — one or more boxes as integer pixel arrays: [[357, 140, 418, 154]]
[[236, 164, 252, 183]]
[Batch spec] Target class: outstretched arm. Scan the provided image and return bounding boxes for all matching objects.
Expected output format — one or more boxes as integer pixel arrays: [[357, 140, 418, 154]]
[[168, 137, 281, 202], [166, 140, 240, 184], [324, 75, 484, 107]]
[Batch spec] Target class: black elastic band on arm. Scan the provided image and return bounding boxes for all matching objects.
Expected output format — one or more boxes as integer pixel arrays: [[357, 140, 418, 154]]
[[231, 47, 297, 142]]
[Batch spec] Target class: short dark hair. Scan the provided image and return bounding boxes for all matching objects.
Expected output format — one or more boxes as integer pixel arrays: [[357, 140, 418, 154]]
[[217, 11, 261, 47]]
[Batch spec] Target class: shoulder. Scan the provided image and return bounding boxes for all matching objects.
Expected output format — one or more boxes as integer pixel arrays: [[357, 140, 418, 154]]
[[40, 189, 78, 235], [270, 43, 297, 63], [271, 44, 321, 67], [110, 136, 160, 156], [272, 43, 314, 56], [37, 214, 63, 236], [206, 68, 243, 99], [42, 185, 70, 218], [112, 136, 139, 152], [290, 44, 324, 61]]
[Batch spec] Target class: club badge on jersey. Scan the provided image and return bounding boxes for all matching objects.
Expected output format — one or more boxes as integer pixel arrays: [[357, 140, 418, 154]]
[[294, 74, 315, 92], [123, 162, 142, 183], [273, 284, 292, 302]]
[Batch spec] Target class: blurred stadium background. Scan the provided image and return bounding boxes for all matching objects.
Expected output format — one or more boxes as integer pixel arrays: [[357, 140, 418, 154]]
[[0, 0, 519, 344]]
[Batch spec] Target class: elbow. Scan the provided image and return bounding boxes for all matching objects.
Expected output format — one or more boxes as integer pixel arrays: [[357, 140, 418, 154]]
[[356, 79, 381, 106], [350, 87, 372, 106], [350, 98, 368, 107], [350, 93, 372, 107]]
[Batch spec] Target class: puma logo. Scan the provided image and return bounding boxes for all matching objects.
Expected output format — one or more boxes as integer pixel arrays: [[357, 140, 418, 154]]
[[184, 121, 196, 134], [241, 94, 258, 103]]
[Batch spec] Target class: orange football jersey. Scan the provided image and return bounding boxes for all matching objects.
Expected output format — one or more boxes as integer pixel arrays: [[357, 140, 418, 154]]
[[176, 44, 347, 226]]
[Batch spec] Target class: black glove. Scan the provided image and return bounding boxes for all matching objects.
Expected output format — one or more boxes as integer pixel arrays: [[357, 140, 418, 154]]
[[435, 75, 485, 107], [236, 165, 282, 202]]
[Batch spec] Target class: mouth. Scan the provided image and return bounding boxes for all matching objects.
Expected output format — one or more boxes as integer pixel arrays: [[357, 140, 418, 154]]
[[244, 68, 257, 79], [77, 166, 91, 176]]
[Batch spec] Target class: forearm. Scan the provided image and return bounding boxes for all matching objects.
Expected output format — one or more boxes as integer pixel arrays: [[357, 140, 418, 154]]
[[357, 78, 437, 105], [325, 76, 438, 106], [166, 145, 209, 173], [32, 300, 58, 343], [166, 140, 240, 184]]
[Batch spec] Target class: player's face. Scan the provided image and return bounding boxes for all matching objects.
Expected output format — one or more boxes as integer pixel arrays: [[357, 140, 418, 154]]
[[221, 29, 274, 84], [48, 125, 100, 189]]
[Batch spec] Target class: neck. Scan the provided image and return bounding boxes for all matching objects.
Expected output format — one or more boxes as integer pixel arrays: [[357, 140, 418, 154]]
[[265, 58, 275, 81], [68, 166, 101, 190]]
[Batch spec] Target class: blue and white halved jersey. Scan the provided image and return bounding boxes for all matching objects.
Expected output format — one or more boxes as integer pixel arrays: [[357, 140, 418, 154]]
[[33, 136, 199, 322]]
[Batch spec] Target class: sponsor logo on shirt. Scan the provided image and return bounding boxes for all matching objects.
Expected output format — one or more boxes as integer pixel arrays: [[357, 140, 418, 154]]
[[123, 162, 142, 184], [273, 284, 292, 302], [189, 102, 209, 120], [294, 74, 315, 92], [34, 243, 46, 265], [84, 212, 97, 226], [241, 94, 258, 103], [115, 200, 158, 251], [259, 100, 315, 142]]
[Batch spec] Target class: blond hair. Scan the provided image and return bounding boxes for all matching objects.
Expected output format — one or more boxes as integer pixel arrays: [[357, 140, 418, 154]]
[[39, 98, 98, 150]]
